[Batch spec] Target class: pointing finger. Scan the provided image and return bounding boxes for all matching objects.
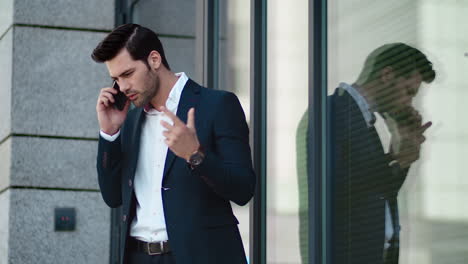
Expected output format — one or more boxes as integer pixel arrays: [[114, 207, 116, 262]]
[[159, 106, 182, 125], [187, 108, 195, 129], [420, 121, 432, 134], [160, 120, 173, 130]]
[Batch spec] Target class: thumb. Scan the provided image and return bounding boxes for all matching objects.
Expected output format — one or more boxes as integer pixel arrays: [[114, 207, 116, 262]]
[[187, 108, 196, 129]]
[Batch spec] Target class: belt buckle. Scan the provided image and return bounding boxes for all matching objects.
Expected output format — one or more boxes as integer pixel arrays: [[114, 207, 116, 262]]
[[147, 241, 163, 256]]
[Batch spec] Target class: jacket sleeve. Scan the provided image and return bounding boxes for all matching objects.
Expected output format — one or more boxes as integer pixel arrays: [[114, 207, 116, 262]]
[[96, 135, 123, 208], [192, 92, 256, 206]]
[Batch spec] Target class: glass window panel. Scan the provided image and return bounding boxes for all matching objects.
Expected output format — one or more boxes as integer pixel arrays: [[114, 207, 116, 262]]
[[218, 0, 252, 258], [328, 1, 468, 263], [218, 0, 250, 116], [267, 0, 309, 263]]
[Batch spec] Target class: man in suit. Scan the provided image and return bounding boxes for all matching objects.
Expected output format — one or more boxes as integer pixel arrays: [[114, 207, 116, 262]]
[[91, 24, 255, 264], [329, 43, 436, 264], [296, 43, 436, 264]]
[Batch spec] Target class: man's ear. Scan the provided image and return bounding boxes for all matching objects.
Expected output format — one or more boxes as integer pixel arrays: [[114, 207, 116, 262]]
[[147, 50, 162, 70], [380, 66, 395, 84]]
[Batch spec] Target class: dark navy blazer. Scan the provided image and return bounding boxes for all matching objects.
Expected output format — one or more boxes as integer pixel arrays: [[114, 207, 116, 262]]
[[329, 88, 408, 264], [96, 79, 256, 264]]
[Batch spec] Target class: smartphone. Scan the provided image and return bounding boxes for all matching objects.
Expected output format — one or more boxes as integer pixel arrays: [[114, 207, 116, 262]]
[[112, 81, 127, 111]]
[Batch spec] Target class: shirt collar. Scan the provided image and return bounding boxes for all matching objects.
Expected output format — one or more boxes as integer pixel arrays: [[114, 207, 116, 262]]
[[144, 72, 189, 115], [339, 82, 376, 127]]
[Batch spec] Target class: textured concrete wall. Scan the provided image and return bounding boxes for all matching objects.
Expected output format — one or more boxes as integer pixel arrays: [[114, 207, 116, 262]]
[[0, 1, 14, 263], [8, 189, 110, 264], [132, 0, 196, 36], [13, 0, 114, 30], [0, 190, 10, 264], [0, 29, 12, 145], [160, 37, 196, 80], [0, 139, 12, 194], [0, 0, 13, 38], [11, 27, 109, 138], [0, 1, 115, 263], [9, 137, 98, 189]]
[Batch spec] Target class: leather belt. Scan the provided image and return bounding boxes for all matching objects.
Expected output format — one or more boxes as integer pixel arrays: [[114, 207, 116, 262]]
[[129, 237, 171, 255]]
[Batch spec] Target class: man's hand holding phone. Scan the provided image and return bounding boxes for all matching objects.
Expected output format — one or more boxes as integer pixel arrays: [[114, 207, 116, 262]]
[[96, 82, 130, 135]]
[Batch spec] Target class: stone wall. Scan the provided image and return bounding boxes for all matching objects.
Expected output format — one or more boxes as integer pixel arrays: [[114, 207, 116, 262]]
[[0, 1, 115, 263]]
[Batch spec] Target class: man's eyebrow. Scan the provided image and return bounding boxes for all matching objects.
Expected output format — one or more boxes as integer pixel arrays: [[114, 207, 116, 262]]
[[110, 68, 135, 80]]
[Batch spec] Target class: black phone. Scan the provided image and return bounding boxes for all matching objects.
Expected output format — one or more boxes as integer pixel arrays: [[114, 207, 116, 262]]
[[112, 81, 128, 111]]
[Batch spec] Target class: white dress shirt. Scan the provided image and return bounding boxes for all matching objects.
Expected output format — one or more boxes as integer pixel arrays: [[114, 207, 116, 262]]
[[100, 72, 188, 242]]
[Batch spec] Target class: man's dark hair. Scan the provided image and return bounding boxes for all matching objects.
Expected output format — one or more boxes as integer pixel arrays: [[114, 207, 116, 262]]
[[357, 43, 435, 84], [91, 23, 170, 70]]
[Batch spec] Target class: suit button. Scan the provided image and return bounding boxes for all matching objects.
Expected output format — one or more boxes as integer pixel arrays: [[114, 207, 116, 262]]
[[122, 214, 127, 222], [128, 179, 132, 187]]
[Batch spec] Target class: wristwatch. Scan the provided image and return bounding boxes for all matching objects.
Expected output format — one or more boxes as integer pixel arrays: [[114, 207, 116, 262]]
[[188, 146, 205, 169]]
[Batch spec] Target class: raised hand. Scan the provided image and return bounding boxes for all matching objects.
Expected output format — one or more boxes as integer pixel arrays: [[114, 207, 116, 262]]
[[388, 106, 432, 168], [159, 106, 200, 161]]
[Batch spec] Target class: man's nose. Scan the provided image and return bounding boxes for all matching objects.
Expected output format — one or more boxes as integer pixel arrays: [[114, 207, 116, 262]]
[[118, 81, 130, 93]]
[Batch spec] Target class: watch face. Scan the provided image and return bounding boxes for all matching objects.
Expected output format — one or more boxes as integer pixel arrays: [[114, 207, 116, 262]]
[[189, 152, 204, 166]]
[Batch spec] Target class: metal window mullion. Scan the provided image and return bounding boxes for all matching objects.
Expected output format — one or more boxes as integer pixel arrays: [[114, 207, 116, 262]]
[[115, 0, 126, 25], [250, 0, 267, 263], [309, 0, 328, 264], [109, 1, 130, 263], [206, 0, 220, 90]]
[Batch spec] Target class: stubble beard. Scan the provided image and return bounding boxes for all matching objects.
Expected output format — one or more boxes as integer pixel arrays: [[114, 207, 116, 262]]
[[134, 69, 160, 108]]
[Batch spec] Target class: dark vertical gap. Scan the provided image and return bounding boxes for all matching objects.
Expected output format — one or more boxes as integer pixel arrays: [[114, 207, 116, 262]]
[[128, 0, 141, 25], [109, 1, 128, 263], [321, 1, 330, 263], [115, 0, 126, 26], [308, 0, 328, 264], [206, 0, 220, 90], [250, 0, 267, 263], [323, 1, 331, 262]]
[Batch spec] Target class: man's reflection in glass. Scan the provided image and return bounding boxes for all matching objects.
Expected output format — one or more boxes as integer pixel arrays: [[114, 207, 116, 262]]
[[329, 43, 436, 264]]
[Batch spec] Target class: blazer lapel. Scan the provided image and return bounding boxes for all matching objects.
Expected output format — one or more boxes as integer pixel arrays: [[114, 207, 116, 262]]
[[162, 79, 201, 181], [128, 107, 145, 182]]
